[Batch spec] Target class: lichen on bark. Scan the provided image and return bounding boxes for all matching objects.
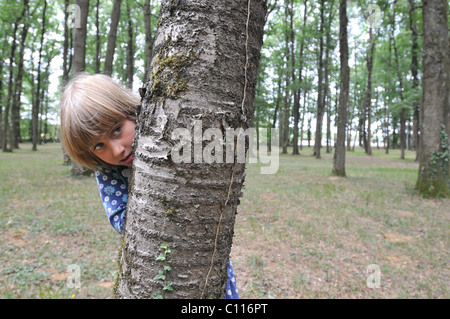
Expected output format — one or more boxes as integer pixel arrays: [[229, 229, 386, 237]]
[[148, 36, 196, 102]]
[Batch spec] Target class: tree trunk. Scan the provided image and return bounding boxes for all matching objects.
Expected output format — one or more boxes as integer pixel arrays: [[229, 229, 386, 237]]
[[307, 115, 311, 147], [362, 27, 375, 156], [62, 0, 70, 86], [73, 0, 89, 74], [72, 0, 89, 175], [322, 1, 334, 154], [416, 0, 449, 197], [282, 3, 291, 154], [34, 2, 45, 150], [115, 0, 267, 299], [2, 22, 18, 152], [326, 95, 331, 153], [313, 0, 325, 158], [294, 0, 308, 154], [408, 0, 420, 160], [95, 0, 101, 74], [290, 0, 300, 156], [392, 21, 406, 160], [104, 0, 122, 76], [39, 43, 54, 144], [332, 0, 349, 177], [300, 90, 308, 150], [12, 11, 29, 149], [62, 0, 71, 164], [385, 27, 393, 155], [143, 0, 153, 82], [126, 0, 134, 89]]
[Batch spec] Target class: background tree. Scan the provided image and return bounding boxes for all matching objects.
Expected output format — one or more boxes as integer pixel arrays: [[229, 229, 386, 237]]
[[115, 0, 267, 299], [332, 0, 349, 177], [73, 0, 89, 74], [104, 0, 122, 76], [415, 0, 449, 197], [312, 0, 325, 159], [32, 0, 47, 151], [71, 0, 89, 175]]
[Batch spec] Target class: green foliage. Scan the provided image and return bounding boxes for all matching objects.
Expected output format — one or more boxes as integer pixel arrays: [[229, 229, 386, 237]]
[[0, 0, 161, 148], [153, 243, 174, 299], [1, 0, 427, 155], [254, 0, 424, 154]]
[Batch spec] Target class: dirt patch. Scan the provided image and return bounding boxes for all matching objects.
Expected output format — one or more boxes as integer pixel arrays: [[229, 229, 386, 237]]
[[385, 255, 413, 268], [384, 233, 414, 243], [50, 272, 71, 281], [7, 229, 28, 247], [395, 210, 415, 217], [259, 193, 276, 202]]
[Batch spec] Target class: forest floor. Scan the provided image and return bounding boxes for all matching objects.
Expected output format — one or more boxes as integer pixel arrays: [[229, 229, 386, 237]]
[[0, 142, 448, 299]]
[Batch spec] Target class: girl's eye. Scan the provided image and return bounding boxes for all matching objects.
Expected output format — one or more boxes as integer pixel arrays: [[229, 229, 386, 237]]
[[94, 143, 104, 151], [113, 126, 122, 135]]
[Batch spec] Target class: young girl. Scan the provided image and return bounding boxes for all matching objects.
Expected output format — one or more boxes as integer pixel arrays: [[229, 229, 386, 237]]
[[60, 73, 239, 299]]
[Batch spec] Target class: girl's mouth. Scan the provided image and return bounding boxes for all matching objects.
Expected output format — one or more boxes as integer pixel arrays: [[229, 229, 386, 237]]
[[121, 153, 133, 165]]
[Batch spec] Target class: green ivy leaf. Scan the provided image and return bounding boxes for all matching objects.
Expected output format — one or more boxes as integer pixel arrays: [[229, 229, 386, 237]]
[[163, 282, 173, 291], [154, 270, 166, 281], [153, 291, 163, 299], [156, 253, 166, 261]]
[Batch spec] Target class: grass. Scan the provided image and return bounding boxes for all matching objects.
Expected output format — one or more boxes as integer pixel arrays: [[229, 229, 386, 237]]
[[0, 142, 448, 299], [232, 145, 449, 299], [0, 143, 120, 299]]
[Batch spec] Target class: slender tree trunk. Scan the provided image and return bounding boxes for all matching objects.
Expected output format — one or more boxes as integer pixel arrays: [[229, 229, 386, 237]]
[[62, 0, 72, 164], [313, 0, 325, 158], [307, 115, 311, 147], [73, 0, 89, 74], [126, 0, 134, 89], [95, 0, 101, 74], [143, 0, 153, 82], [362, 27, 375, 156], [115, 0, 267, 299], [269, 76, 281, 153], [322, 1, 334, 154], [62, 0, 70, 86], [39, 43, 54, 145], [385, 27, 394, 154], [2, 22, 18, 152], [33, 0, 46, 150], [282, 3, 291, 154], [409, 0, 420, 160], [12, 2, 29, 149], [290, 0, 300, 155], [300, 90, 308, 150], [296, 0, 308, 153], [326, 96, 331, 153], [104, 0, 122, 76], [348, 46, 357, 152], [332, 0, 349, 177], [392, 21, 406, 160], [72, 0, 89, 174], [416, 0, 449, 197]]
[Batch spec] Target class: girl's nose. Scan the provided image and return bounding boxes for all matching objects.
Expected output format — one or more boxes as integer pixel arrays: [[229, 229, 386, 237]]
[[111, 140, 125, 158]]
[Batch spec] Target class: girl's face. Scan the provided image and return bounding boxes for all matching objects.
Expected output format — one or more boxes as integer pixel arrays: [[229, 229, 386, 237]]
[[91, 119, 136, 167]]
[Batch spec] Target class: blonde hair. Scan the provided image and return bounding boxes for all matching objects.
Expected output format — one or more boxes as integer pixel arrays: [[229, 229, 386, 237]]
[[60, 73, 140, 170]]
